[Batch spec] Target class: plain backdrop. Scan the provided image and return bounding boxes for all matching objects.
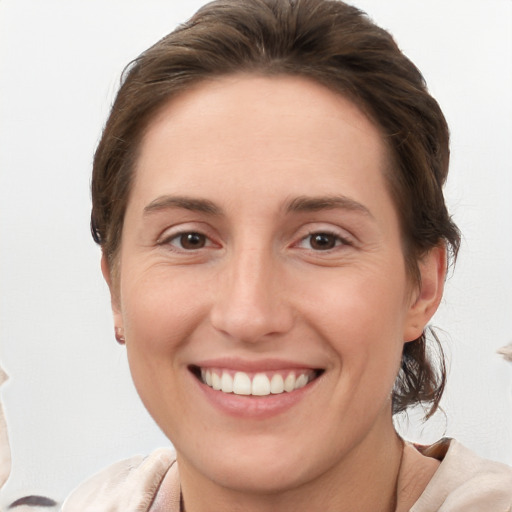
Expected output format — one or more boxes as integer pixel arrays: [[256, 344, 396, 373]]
[[1, 0, 511, 506]]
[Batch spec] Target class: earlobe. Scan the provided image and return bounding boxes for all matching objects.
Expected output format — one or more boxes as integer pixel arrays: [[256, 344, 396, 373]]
[[404, 245, 447, 342]]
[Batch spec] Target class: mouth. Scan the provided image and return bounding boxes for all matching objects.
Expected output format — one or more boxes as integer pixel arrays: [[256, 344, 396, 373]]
[[189, 366, 323, 397]]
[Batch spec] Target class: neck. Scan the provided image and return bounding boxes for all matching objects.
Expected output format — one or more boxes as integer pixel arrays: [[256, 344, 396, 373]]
[[177, 420, 404, 512]]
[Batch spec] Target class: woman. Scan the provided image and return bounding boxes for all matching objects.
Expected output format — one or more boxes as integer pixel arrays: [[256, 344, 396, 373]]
[[62, 0, 512, 510]]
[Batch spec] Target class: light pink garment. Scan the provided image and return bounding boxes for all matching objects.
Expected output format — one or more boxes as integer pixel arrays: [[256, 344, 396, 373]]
[[62, 439, 512, 511], [61, 448, 179, 512], [410, 440, 512, 511]]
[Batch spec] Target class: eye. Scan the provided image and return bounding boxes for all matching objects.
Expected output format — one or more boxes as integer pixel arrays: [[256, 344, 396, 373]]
[[297, 232, 349, 251], [167, 232, 209, 250]]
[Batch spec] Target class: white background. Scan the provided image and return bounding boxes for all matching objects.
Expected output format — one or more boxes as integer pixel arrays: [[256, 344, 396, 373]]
[[0, 0, 511, 507]]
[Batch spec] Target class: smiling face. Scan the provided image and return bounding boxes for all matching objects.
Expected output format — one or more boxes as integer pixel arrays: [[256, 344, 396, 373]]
[[105, 75, 443, 499]]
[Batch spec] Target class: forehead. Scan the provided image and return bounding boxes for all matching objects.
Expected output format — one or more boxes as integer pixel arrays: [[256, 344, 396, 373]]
[[134, 74, 390, 200]]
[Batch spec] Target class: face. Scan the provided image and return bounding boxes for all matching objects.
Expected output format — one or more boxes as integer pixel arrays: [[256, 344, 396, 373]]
[[106, 75, 441, 494]]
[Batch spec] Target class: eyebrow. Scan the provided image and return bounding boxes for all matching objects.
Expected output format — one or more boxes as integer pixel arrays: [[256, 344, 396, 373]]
[[285, 195, 374, 218], [143, 194, 373, 219], [144, 195, 221, 216]]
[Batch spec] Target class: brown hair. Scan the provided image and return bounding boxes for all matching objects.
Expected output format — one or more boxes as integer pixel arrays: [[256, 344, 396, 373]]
[[91, 0, 460, 418]]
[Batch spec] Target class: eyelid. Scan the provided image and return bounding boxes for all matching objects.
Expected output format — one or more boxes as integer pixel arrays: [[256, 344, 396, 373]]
[[292, 224, 355, 249], [157, 223, 220, 249], [295, 231, 352, 251], [166, 232, 212, 249]]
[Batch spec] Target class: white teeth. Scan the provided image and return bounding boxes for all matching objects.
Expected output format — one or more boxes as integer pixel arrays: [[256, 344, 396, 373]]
[[200, 369, 316, 396], [284, 373, 296, 392], [270, 374, 284, 394], [252, 373, 271, 396], [233, 372, 252, 395], [221, 372, 233, 393], [211, 372, 222, 390], [295, 374, 308, 389]]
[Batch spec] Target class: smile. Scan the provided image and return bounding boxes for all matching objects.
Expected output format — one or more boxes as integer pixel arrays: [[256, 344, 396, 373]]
[[196, 368, 320, 396]]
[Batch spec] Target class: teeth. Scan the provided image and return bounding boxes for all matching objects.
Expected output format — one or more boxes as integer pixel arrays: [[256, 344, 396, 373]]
[[221, 372, 233, 393], [200, 369, 315, 396], [270, 374, 284, 394], [252, 373, 271, 396], [211, 372, 222, 391], [284, 373, 296, 392], [233, 372, 252, 395], [295, 374, 308, 389]]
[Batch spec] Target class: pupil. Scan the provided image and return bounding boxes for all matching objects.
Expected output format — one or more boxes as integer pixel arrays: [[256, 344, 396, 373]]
[[181, 233, 205, 249], [311, 233, 335, 250]]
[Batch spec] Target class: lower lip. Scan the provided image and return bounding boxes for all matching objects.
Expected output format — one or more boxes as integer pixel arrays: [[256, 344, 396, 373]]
[[192, 373, 320, 420]]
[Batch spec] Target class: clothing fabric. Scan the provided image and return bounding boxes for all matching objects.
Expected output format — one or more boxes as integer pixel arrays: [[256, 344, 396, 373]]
[[61, 439, 512, 511], [410, 440, 512, 511], [62, 449, 179, 512]]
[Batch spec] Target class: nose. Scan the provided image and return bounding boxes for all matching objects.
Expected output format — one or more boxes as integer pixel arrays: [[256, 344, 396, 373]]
[[209, 245, 294, 344]]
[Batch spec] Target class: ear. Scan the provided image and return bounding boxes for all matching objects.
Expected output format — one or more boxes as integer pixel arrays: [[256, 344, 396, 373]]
[[101, 253, 123, 328], [403, 245, 447, 342]]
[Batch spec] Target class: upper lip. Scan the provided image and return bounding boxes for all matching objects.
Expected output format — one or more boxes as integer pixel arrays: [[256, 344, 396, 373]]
[[190, 357, 323, 372]]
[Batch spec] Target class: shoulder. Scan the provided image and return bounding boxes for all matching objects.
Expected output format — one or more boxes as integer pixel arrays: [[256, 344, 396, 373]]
[[411, 439, 512, 511], [61, 448, 177, 512]]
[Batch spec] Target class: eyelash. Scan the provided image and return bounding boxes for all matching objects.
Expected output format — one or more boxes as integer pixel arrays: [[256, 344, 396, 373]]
[[160, 231, 215, 251], [295, 231, 353, 251], [160, 229, 352, 253]]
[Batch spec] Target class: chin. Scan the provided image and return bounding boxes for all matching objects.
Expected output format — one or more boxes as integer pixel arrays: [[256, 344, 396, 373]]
[[203, 455, 312, 494], [176, 430, 335, 495]]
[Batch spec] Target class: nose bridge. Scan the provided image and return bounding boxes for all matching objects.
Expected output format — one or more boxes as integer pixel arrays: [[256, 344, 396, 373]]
[[210, 238, 292, 342]]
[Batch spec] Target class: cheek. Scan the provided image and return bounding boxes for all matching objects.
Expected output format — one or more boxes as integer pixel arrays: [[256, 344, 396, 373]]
[[303, 263, 409, 335], [122, 265, 201, 335], [119, 271, 208, 383], [301, 268, 408, 383], [120, 273, 206, 434]]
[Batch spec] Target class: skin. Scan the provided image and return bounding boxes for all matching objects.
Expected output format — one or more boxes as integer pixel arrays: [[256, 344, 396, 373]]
[[103, 75, 446, 512]]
